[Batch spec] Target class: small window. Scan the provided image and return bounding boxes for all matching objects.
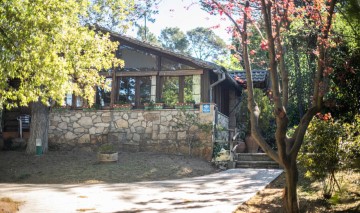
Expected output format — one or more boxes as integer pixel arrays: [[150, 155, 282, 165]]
[[96, 78, 112, 106], [184, 76, 194, 103], [139, 76, 151, 104], [118, 77, 136, 104], [161, 76, 179, 106]]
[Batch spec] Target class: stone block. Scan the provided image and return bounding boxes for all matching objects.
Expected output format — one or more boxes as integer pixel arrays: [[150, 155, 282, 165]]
[[144, 113, 160, 122], [102, 112, 110, 117], [93, 116, 102, 123], [78, 134, 90, 144], [95, 123, 110, 127], [61, 117, 70, 123], [74, 128, 85, 133], [159, 133, 167, 140], [65, 132, 77, 140], [89, 127, 96, 135], [115, 119, 128, 128], [101, 116, 111, 123], [159, 125, 168, 133], [177, 131, 187, 140], [78, 117, 93, 126], [135, 127, 145, 134], [95, 126, 105, 134], [133, 133, 141, 142], [58, 122, 67, 129], [73, 122, 81, 128]]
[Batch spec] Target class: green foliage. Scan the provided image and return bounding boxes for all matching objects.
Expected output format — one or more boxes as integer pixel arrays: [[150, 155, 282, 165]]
[[299, 115, 343, 180], [0, 0, 124, 108], [237, 89, 276, 148], [339, 115, 360, 170], [84, 0, 134, 32], [162, 77, 178, 107], [298, 114, 360, 197], [136, 26, 159, 45], [98, 143, 116, 154], [186, 27, 227, 61], [159, 27, 189, 54], [174, 109, 213, 156]]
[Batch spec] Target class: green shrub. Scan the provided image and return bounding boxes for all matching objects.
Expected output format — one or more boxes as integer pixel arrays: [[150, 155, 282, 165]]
[[237, 89, 276, 148], [340, 115, 360, 170]]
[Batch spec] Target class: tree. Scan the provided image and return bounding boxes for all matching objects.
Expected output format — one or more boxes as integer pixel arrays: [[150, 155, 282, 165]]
[[186, 27, 227, 61], [202, 0, 337, 212], [0, 0, 123, 154], [159, 27, 189, 53], [83, 0, 134, 32], [136, 26, 159, 45]]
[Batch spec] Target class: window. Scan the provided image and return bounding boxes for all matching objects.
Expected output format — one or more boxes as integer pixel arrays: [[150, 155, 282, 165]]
[[118, 77, 136, 104], [139, 77, 151, 104], [117, 76, 151, 106], [161, 76, 194, 106], [161, 57, 196, 70], [161, 76, 179, 107], [96, 78, 112, 106], [120, 46, 157, 71]]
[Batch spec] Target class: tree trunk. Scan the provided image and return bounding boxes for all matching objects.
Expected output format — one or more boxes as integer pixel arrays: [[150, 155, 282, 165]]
[[26, 99, 49, 154], [283, 158, 299, 213]]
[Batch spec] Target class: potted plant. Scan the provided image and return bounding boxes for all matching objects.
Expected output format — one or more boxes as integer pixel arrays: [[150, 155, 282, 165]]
[[144, 101, 164, 110], [52, 105, 71, 112], [82, 104, 98, 112], [97, 143, 118, 162], [112, 102, 133, 111], [175, 100, 195, 109]]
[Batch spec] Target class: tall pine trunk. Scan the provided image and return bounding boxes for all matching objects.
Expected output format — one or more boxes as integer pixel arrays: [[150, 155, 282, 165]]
[[26, 99, 49, 154]]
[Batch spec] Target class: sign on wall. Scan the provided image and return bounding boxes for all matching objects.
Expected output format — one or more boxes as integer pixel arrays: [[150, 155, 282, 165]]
[[202, 104, 211, 113]]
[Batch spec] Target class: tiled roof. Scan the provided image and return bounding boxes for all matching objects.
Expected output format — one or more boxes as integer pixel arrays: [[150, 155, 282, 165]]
[[229, 70, 268, 83]]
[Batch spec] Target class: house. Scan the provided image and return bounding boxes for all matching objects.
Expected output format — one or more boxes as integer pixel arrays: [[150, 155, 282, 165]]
[[1, 29, 269, 160]]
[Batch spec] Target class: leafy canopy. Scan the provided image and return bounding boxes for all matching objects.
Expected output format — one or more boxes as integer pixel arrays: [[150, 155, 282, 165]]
[[0, 0, 124, 108]]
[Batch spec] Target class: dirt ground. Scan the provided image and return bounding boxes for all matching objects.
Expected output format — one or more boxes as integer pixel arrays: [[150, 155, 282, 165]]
[[0, 150, 218, 184], [235, 169, 360, 213], [0, 150, 219, 213]]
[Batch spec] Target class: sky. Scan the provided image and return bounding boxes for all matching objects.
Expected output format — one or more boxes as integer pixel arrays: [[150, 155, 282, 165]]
[[126, 0, 233, 43]]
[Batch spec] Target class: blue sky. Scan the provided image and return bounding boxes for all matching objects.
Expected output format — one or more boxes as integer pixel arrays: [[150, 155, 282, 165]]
[[126, 0, 232, 43]]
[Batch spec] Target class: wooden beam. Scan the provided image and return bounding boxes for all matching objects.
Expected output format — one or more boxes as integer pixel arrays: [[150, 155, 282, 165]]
[[159, 69, 203, 76], [100, 71, 158, 77]]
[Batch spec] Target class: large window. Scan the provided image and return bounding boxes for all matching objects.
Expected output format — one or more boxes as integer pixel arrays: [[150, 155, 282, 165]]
[[161, 76, 193, 106], [117, 76, 151, 106], [120, 46, 157, 71]]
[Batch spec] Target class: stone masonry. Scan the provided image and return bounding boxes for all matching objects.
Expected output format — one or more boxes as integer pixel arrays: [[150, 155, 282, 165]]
[[48, 107, 216, 160]]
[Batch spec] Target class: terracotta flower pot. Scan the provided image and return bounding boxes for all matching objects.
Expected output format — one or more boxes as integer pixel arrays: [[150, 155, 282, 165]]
[[97, 152, 118, 162], [234, 141, 246, 153], [245, 135, 259, 153]]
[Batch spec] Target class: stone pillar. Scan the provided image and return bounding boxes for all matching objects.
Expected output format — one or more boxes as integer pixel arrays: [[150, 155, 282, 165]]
[[192, 75, 201, 103], [151, 76, 156, 102]]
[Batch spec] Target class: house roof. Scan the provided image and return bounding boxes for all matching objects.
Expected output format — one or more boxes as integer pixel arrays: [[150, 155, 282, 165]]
[[229, 70, 269, 88], [96, 26, 222, 71], [96, 26, 243, 91]]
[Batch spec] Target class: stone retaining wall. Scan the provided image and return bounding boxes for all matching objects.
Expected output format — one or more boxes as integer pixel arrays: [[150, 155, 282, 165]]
[[48, 107, 216, 160]]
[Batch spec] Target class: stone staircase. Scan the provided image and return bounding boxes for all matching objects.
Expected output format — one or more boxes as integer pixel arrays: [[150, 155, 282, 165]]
[[234, 153, 281, 168]]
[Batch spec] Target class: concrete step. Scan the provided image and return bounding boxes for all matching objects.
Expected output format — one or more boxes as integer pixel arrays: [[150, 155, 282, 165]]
[[235, 153, 273, 161], [235, 160, 280, 169]]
